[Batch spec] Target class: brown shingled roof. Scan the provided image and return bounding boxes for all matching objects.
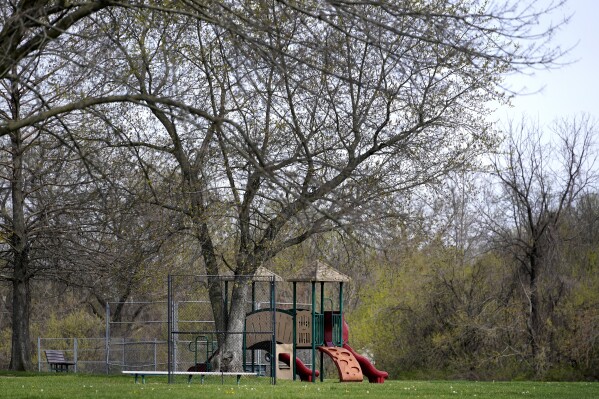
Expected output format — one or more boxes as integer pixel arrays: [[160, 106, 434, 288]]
[[287, 260, 350, 282]]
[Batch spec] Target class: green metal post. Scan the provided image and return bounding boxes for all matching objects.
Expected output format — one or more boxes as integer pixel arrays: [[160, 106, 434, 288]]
[[320, 282, 325, 314], [224, 280, 229, 321], [320, 282, 324, 382], [339, 282, 344, 346], [311, 281, 316, 383], [271, 277, 277, 385], [167, 274, 173, 384], [248, 281, 256, 372], [252, 282, 256, 311], [242, 322, 246, 372], [292, 282, 297, 381]]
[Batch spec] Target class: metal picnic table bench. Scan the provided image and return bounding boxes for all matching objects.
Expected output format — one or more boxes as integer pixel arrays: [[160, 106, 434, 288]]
[[121, 370, 257, 385]]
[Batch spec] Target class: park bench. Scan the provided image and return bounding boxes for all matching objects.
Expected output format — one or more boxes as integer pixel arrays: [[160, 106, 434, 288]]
[[122, 370, 257, 385], [45, 350, 76, 372]]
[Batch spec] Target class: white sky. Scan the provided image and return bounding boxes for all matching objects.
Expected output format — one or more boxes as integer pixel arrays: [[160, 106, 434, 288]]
[[495, 0, 599, 126]]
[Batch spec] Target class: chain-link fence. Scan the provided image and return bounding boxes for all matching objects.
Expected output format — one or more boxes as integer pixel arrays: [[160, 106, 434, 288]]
[[35, 273, 291, 376], [168, 274, 278, 378], [37, 338, 106, 373], [105, 300, 169, 372], [37, 296, 224, 373], [38, 298, 183, 373]]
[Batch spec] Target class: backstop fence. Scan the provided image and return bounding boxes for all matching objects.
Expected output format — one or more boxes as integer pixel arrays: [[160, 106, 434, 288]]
[[38, 273, 281, 376], [167, 274, 277, 383], [38, 297, 215, 373]]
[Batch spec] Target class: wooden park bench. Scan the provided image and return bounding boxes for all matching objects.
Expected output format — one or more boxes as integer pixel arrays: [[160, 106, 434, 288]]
[[45, 350, 76, 372], [122, 370, 257, 385]]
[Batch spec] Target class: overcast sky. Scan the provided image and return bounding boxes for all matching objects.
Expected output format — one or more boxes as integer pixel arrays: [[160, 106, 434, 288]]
[[495, 0, 598, 127]]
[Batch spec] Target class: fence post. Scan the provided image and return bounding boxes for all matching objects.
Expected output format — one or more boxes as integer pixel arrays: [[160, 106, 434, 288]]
[[74, 338, 78, 373], [105, 302, 110, 374], [37, 337, 41, 372], [173, 301, 178, 372], [154, 339, 157, 371], [168, 274, 173, 383]]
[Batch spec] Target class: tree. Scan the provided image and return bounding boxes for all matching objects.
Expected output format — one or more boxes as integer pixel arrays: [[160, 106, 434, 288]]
[[487, 116, 597, 375], [0, 2, 172, 370], [91, 1, 571, 371]]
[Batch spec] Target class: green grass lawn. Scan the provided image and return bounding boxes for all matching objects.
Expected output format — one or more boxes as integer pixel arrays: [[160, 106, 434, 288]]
[[0, 372, 597, 399]]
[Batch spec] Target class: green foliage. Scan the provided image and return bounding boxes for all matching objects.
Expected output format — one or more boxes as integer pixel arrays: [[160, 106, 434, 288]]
[[349, 233, 599, 381], [37, 310, 104, 339], [0, 327, 10, 367], [1, 304, 105, 368]]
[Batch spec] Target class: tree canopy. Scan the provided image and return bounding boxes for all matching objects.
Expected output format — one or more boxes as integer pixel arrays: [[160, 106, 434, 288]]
[[0, 0, 579, 372]]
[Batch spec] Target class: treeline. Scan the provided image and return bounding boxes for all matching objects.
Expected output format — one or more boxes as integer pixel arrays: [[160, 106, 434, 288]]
[[348, 121, 599, 380], [0, 118, 597, 379], [349, 194, 599, 380]]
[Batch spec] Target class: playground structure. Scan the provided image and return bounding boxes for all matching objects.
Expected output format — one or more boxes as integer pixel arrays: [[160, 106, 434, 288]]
[[168, 262, 388, 384]]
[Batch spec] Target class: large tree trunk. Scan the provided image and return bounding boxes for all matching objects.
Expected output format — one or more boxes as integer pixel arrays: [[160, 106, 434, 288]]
[[196, 222, 227, 342], [211, 277, 250, 372], [9, 107, 32, 370], [10, 258, 31, 371]]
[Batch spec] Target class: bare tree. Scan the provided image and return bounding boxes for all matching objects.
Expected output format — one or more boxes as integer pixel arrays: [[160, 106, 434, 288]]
[[86, 1, 573, 371], [487, 116, 597, 374]]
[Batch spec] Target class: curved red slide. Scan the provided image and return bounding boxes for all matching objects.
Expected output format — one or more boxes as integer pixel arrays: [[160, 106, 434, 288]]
[[343, 343, 388, 383], [278, 353, 320, 382]]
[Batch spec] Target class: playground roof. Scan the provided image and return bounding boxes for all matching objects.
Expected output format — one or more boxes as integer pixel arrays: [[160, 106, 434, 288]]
[[287, 260, 351, 283]]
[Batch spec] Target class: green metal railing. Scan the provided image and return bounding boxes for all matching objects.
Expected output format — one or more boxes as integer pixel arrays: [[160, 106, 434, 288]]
[[332, 313, 343, 346], [314, 313, 324, 346], [188, 335, 216, 370]]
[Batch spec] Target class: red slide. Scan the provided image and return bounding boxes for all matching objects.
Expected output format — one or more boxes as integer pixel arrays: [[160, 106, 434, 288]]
[[343, 343, 389, 383], [278, 353, 320, 382]]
